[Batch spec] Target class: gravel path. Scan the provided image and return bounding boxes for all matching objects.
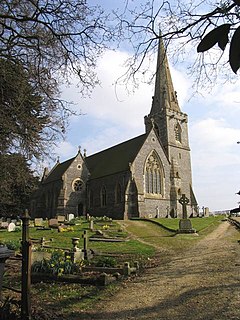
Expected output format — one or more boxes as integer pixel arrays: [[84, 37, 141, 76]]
[[83, 221, 240, 320]]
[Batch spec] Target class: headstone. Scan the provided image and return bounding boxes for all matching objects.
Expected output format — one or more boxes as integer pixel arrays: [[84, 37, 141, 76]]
[[48, 218, 59, 228], [68, 251, 84, 263], [67, 213, 74, 221], [178, 194, 196, 234], [57, 215, 65, 223], [34, 218, 43, 227], [90, 219, 94, 231], [7, 222, 16, 232], [204, 207, 209, 217], [155, 206, 160, 218], [0, 222, 8, 229]]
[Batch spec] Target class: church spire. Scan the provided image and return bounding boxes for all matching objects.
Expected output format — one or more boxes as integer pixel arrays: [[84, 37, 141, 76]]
[[150, 37, 180, 115]]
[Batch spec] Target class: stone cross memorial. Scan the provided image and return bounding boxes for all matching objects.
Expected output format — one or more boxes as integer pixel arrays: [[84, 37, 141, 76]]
[[178, 194, 196, 234], [179, 194, 189, 219]]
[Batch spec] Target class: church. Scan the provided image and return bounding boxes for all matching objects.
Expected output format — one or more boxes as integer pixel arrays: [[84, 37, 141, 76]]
[[31, 40, 198, 220]]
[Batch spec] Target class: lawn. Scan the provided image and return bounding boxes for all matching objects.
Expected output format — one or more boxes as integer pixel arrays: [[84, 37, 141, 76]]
[[152, 215, 224, 232], [0, 215, 226, 319]]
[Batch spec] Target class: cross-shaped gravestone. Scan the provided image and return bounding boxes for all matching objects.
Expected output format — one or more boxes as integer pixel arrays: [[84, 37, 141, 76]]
[[179, 194, 189, 219]]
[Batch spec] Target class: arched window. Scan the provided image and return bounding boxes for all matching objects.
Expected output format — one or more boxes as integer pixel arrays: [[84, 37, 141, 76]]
[[144, 152, 163, 195], [175, 123, 182, 143], [115, 183, 122, 204], [101, 186, 107, 207]]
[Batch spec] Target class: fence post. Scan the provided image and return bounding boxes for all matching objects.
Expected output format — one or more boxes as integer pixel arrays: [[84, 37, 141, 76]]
[[21, 209, 31, 320]]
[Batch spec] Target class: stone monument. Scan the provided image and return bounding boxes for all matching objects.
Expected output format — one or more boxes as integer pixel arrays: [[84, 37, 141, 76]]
[[178, 194, 196, 234]]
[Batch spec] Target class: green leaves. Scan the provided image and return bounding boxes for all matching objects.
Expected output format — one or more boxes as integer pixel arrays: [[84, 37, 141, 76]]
[[229, 26, 240, 73], [198, 23, 240, 74], [197, 24, 231, 52]]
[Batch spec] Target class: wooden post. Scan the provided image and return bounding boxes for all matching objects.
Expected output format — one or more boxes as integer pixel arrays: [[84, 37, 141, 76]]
[[21, 209, 32, 320]]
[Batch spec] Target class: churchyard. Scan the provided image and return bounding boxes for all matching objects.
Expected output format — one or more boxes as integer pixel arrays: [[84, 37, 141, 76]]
[[0, 214, 230, 319]]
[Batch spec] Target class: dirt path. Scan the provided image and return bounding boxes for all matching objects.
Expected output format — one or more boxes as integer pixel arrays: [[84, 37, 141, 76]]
[[82, 221, 240, 320]]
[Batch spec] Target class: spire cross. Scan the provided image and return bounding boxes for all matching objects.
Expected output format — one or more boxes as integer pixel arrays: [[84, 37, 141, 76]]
[[179, 194, 189, 219]]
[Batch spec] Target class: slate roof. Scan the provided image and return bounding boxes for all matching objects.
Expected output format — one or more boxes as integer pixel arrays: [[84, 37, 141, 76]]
[[85, 134, 147, 179], [42, 133, 147, 183], [42, 157, 74, 184]]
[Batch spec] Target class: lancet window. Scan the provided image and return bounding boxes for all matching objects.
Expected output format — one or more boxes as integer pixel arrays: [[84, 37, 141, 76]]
[[101, 186, 107, 207], [175, 123, 182, 143], [115, 183, 122, 204], [144, 152, 162, 194]]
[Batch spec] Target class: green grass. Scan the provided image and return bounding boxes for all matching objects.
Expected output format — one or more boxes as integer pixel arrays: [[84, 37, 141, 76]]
[[152, 215, 223, 232], [0, 218, 155, 261], [123, 216, 224, 254], [2, 215, 228, 319]]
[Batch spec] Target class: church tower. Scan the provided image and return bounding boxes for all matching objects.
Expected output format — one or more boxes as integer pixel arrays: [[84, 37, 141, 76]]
[[145, 38, 197, 217]]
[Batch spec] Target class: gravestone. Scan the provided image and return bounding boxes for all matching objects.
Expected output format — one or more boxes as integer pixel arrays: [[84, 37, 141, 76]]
[[67, 213, 74, 221], [7, 222, 16, 232], [57, 215, 65, 223], [155, 206, 160, 218], [34, 218, 43, 227], [0, 222, 8, 229], [48, 218, 59, 228], [204, 207, 209, 217], [178, 194, 196, 234], [90, 219, 94, 231]]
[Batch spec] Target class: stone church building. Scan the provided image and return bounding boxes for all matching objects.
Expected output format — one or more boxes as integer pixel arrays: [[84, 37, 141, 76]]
[[31, 40, 198, 220]]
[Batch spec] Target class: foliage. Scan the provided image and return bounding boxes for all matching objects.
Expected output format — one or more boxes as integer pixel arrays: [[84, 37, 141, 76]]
[[0, 1, 116, 160], [31, 250, 82, 276], [0, 297, 20, 320], [0, 153, 39, 215], [0, 240, 21, 251], [0, 58, 61, 159]]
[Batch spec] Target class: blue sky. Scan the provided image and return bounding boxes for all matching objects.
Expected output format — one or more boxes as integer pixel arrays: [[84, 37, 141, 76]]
[[51, 1, 240, 212]]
